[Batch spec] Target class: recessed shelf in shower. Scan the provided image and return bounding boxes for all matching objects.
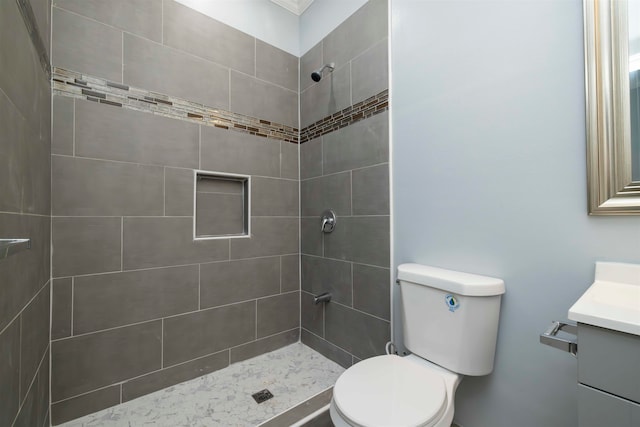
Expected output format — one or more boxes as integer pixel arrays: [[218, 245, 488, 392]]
[[193, 170, 251, 240]]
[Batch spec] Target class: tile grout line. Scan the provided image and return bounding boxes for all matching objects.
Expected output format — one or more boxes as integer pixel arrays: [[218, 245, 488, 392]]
[[161, 319, 164, 369], [163, 167, 166, 216], [70, 277, 74, 336], [0, 279, 50, 338], [52, 253, 302, 281], [120, 217, 124, 271], [11, 341, 50, 427], [51, 291, 301, 343], [72, 97, 76, 156], [18, 314, 22, 405]]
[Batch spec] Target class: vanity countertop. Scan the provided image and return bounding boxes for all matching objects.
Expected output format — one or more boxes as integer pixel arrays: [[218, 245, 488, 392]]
[[568, 262, 640, 336]]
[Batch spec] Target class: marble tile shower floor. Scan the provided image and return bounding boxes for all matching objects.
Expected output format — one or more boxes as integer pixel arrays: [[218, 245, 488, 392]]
[[61, 343, 344, 427]]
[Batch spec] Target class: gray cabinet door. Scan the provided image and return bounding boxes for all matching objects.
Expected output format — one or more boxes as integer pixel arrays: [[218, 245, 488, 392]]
[[578, 385, 640, 427], [578, 324, 640, 403]]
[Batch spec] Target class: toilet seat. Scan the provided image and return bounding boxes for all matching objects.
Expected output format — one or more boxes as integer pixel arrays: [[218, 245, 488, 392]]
[[333, 355, 447, 427]]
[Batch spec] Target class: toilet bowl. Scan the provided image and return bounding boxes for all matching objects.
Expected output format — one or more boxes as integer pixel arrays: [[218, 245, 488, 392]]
[[330, 354, 461, 427], [329, 264, 505, 427]]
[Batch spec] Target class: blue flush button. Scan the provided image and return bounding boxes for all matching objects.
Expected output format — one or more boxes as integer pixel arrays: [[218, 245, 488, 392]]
[[445, 294, 460, 312]]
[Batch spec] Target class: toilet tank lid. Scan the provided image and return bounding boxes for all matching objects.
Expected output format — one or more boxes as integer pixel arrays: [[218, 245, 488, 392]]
[[397, 264, 505, 296]]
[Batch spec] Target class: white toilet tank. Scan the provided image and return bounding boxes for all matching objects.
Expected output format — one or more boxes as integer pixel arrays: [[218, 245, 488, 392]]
[[397, 263, 505, 376]]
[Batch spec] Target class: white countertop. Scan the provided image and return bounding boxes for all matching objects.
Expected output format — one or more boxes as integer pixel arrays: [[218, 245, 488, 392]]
[[568, 262, 640, 336]]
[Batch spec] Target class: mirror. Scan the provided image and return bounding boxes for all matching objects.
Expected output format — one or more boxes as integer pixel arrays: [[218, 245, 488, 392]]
[[584, 0, 640, 214]]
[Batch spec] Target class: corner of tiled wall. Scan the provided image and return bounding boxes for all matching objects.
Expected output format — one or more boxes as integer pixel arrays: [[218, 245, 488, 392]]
[[299, 0, 391, 368], [0, 0, 52, 426]]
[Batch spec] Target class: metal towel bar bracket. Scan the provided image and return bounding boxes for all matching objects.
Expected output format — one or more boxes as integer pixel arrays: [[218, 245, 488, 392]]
[[0, 239, 31, 261], [540, 320, 578, 357]]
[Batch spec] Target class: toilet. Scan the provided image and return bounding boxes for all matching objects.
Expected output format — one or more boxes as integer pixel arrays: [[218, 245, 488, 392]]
[[330, 263, 505, 427]]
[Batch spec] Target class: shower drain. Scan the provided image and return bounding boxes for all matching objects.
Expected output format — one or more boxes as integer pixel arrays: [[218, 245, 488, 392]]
[[252, 389, 274, 404]]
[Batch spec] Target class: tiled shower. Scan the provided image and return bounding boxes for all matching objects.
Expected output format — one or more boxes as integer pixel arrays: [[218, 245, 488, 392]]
[[0, 0, 390, 425]]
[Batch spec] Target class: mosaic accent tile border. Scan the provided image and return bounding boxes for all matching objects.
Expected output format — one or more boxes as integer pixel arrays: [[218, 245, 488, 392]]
[[299, 90, 389, 143], [53, 68, 389, 144], [52, 67, 300, 144]]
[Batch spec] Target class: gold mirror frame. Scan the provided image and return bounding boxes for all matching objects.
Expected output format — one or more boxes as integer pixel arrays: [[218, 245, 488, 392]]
[[584, 0, 640, 214]]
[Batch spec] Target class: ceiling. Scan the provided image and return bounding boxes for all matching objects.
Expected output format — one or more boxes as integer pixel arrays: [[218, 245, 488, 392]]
[[270, 0, 314, 15]]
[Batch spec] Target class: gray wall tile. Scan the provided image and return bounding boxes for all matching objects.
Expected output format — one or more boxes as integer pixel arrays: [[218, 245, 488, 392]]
[[195, 192, 244, 237], [256, 40, 298, 91], [230, 329, 298, 364], [324, 216, 390, 267], [201, 126, 280, 177], [124, 34, 229, 109], [353, 264, 390, 320], [29, 0, 50, 57], [162, 0, 254, 75], [230, 71, 298, 128], [281, 141, 299, 180], [22, 127, 51, 216], [51, 320, 161, 400], [52, 155, 164, 216], [300, 137, 322, 179], [322, 0, 388, 70], [52, 278, 72, 340], [123, 217, 229, 270], [0, 90, 27, 213], [122, 350, 229, 402], [281, 254, 300, 293], [301, 291, 323, 337], [200, 257, 280, 308], [163, 301, 255, 366], [165, 167, 194, 216], [13, 347, 49, 427], [55, 0, 162, 42], [73, 266, 199, 334], [351, 38, 389, 104], [300, 41, 322, 92], [0, 214, 50, 331], [252, 177, 299, 217], [52, 217, 121, 277], [52, 95, 73, 156], [257, 292, 300, 338], [301, 172, 351, 217], [323, 111, 389, 174], [301, 329, 351, 369], [325, 303, 389, 360], [75, 99, 199, 168], [52, 7, 122, 82], [19, 283, 50, 401], [301, 255, 352, 306], [352, 163, 389, 215], [301, 218, 322, 256], [0, 319, 20, 426], [300, 64, 350, 128], [51, 385, 120, 426], [230, 217, 298, 259], [0, 0, 50, 129]]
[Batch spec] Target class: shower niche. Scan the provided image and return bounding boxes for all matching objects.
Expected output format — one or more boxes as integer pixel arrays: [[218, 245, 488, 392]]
[[193, 171, 251, 240]]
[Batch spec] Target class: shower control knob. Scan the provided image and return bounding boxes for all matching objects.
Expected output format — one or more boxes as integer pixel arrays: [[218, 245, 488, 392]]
[[320, 209, 336, 233]]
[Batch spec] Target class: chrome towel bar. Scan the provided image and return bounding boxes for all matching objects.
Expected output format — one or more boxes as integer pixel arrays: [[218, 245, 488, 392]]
[[540, 320, 578, 357]]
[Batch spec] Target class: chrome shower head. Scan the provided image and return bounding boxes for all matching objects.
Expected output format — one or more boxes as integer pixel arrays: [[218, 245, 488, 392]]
[[311, 63, 335, 82]]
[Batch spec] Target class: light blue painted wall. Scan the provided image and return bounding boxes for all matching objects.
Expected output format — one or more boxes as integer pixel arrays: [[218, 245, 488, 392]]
[[391, 1, 640, 426]]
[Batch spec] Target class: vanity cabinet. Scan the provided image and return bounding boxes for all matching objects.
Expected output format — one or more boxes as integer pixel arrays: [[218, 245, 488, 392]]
[[577, 324, 640, 427]]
